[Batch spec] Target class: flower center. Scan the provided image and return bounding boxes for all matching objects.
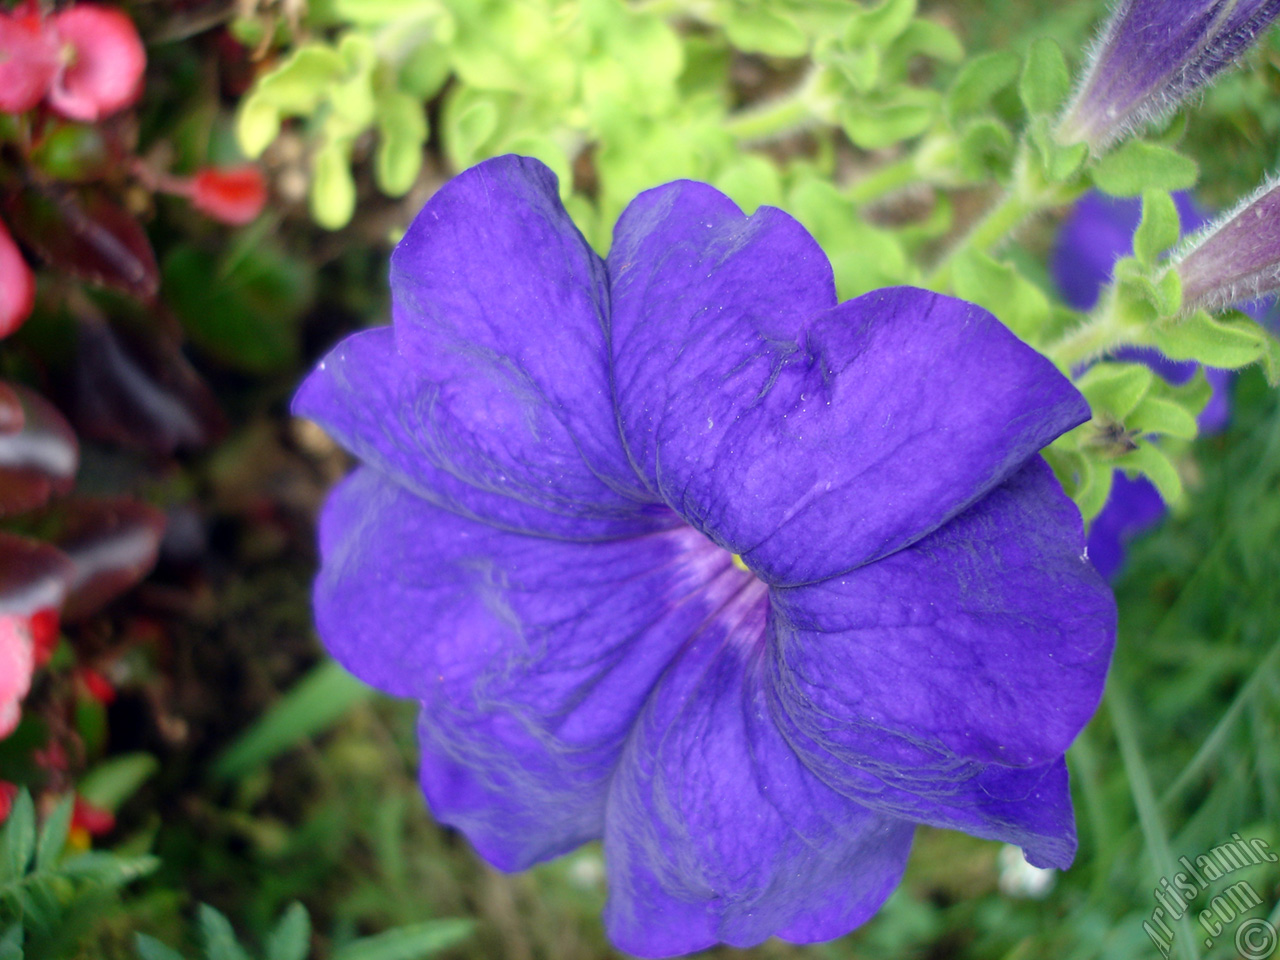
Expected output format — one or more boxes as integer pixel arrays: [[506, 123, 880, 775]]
[[673, 527, 770, 651]]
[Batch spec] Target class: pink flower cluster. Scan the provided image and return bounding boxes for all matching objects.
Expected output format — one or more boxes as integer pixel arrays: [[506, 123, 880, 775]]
[[0, 2, 145, 121]]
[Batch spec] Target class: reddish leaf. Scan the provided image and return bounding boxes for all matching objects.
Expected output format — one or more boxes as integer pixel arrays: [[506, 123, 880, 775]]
[[0, 218, 35, 339], [4, 183, 159, 299], [46, 4, 146, 122], [191, 166, 268, 225], [49, 497, 166, 620], [29, 606, 59, 666], [70, 314, 227, 453], [0, 382, 23, 435], [0, 531, 75, 616], [0, 382, 79, 517], [0, 9, 59, 114], [71, 795, 116, 835]]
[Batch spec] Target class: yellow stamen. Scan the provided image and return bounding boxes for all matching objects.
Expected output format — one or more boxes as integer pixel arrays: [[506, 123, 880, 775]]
[[731, 554, 750, 572]]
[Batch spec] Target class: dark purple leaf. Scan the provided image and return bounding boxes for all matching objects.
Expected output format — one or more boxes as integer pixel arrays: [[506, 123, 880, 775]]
[[70, 314, 227, 454], [0, 531, 75, 617], [3, 183, 158, 299], [0, 382, 79, 517], [49, 497, 166, 620]]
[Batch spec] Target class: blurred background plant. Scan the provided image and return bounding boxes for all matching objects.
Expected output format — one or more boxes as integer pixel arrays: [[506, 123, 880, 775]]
[[0, 0, 1278, 957]]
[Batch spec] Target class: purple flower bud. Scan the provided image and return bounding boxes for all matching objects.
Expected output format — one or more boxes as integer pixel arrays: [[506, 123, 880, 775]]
[[1173, 177, 1280, 310], [1059, 0, 1280, 150]]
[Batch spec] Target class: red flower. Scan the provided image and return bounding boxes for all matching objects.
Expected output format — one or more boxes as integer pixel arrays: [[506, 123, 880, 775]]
[[191, 166, 269, 225], [0, 219, 35, 339], [28, 607, 60, 667], [71, 795, 115, 835], [77, 666, 116, 705], [0, 782, 16, 822], [0, 3, 145, 122]]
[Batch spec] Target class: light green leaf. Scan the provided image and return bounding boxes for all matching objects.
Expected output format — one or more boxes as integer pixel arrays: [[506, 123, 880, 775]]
[[265, 903, 311, 960], [333, 919, 473, 960], [1019, 38, 1070, 116], [442, 93, 500, 170], [1148, 309, 1271, 369], [0, 924, 22, 960], [1132, 190, 1181, 268], [34, 796, 73, 871], [212, 660, 372, 780], [311, 138, 357, 230], [1076, 458, 1114, 523], [1, 790, 35, 882], [956, 118, 1015, 180], [247, 44, 345, 115], [78, 753, 159, 814], [236, 96, 281, 160], [1092, 141, 1198, 197], [950, 248, 1052, 342], [1116, 440, 1183, 506], [199, 906, 251, 960], [723, 5, 807, 57], [845, 0, 917, 49], [135, 933, 187, 960], [946, 51, 1020, 120], [840, 87, 938, 149], [1129, 394, 1200, 440], [375, 90, 428, 197], [1076, 362, 1154, 420]]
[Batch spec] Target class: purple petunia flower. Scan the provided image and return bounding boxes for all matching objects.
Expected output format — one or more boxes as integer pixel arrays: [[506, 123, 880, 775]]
[[1059, 0, 1280, 151], [1052, 190, 1276, 577], [295, 155, 1116, 956]]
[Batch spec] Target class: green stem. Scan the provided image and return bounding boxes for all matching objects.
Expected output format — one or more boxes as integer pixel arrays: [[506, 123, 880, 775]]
[[846, 155, 920, 205], [724, 67, 836, 143], [1046, 297, 1132, 370]]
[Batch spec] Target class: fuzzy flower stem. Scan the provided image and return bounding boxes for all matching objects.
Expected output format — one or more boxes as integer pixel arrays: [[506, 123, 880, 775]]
[[1045, 295, 1132, 371], [723, 67, 835, 143]]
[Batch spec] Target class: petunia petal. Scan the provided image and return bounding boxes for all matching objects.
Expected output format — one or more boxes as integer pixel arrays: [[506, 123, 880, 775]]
[[315, 467, 752, 870], [295, 326, 670, 540], [318, 154, 648, 527], [608, 189, 1087, 583], [766, 458, 1114, 867], [603, 620, 915, 957]]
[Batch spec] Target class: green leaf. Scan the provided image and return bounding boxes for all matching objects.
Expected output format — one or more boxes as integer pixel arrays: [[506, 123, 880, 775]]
[[1132, 190, 1181, 268], [0, 924, 21, 960], [946, 51, 1020, 121], [1148, 309, 1272, 369], [956, 118, 1015, 180], [1, 790, 35, 882], [844, 0, 917, 49], [34, 796, 73, 872], [236, 96, 281, 160], [1078, 460, 1114, 524], [265, 903, 311, 960], [198, 906, 251, 960], [375, 90, 428, 197], [840, 87, 938, 149], [1116, 439, 1184, 506], [1091, 141, 1198, 197], [723, 5, 807, 57], [888, 19, 963, 67], [950, 249, 1052, 342], [442, 93, 499, 170], [1129, 394, 1200, 440], [212, 660, 373, 781], [333, 920, 473, 960], [58, 852, 160, 885], [135, 933, 187, 960], [164, 245, 311, 374], [311, 137, 357, 230], [77, 753, 159, 814], [1019, 38, 1070, 116], [1076, 362, 1154, 420]]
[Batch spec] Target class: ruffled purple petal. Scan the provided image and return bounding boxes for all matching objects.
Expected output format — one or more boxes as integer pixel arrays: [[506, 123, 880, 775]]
[[295, 327, 670, 539], [766, 458, 1115, 867], [297, 155, 652, 538], [603, 610, 914, 957], [608, 189, 1087, 583], [315, 467, 751, 870]]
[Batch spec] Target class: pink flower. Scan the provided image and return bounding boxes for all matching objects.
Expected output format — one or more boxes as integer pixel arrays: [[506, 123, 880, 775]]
[[0, 614, 35, 740], [0, 3, 145, 122], [0, 219, 35, 339]]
